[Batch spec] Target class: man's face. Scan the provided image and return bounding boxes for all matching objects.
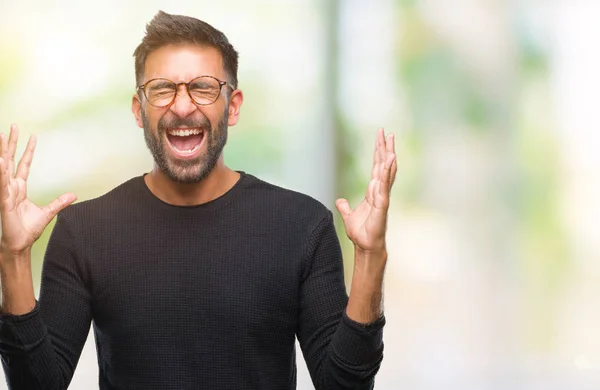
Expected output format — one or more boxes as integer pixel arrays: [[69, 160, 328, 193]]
[[132, 44, 237, 183]]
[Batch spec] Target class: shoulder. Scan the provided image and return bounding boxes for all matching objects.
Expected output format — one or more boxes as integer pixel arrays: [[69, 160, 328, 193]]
[[241, 173, 331, 212], [238, 172, 334, 229], [57, 176, 144, 225]]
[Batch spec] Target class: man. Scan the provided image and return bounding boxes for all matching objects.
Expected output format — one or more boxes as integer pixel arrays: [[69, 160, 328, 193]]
[[0, 11, 397, 390]]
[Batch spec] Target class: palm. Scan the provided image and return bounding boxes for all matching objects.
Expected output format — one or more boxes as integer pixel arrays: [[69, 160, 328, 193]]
[[0, 125, 76, 255], [3, 191, 52, 250], [336, 129, 397, 252]]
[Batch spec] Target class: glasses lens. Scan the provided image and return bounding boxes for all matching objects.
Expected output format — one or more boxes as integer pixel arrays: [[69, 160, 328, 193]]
[[145, 79, 177, 107], [188, 77, 221, 105]]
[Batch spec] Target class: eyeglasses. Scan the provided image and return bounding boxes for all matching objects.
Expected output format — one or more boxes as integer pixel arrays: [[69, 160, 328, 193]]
[[137, 76, 234, 108]]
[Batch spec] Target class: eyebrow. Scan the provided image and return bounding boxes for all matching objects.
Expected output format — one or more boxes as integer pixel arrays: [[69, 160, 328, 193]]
[[148, 80, 175, 89], [189, 80, 214, 87]]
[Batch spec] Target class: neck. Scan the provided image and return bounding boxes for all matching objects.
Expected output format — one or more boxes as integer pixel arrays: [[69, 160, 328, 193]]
[[144, 159, 240, 206]]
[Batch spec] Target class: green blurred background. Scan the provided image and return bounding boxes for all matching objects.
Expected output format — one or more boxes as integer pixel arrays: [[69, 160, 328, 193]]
[[1, 0, 599, 388]]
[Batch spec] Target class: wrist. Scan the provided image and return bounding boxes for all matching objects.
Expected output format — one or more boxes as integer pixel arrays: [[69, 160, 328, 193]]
[[354, 246, 387, 274], [354, 244, 387, 258], [0, 247, 32, 272], [0, 243, 32, 259], [0, 256, 32, 280]]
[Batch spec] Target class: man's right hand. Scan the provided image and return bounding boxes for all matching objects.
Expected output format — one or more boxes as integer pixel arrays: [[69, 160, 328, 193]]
[[0, 124, 76, 314], [0, 124, 77, 257]]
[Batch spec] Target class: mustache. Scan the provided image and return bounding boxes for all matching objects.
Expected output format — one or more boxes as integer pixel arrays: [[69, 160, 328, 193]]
[[157, 116, 211, 133]]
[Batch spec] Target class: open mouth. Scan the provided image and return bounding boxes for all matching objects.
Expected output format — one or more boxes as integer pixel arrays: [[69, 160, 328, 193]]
[[166, 128, 205, 156]]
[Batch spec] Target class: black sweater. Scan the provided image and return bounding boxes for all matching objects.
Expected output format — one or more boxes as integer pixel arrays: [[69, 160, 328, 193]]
[[0, 172, 384, 389]]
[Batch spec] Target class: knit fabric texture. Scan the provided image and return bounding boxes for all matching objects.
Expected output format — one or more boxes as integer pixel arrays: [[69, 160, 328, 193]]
[[0, 172, 384, 389]]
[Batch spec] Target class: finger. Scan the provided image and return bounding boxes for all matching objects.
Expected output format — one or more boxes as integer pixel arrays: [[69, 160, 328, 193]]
[[335, 198, 353, 219], [15, 135, 36, 181], [378, 153, 396, 200], [373, 129, 382, 166], [0, 133, 8, 167], [385, 133, 396, 189], [389, 158, 398, 190], [371, 137, 380, 181], [7, 124, 19, 175], [9, 177, 21, 205], [14, 178, 27, 204], [372, 146, 378, 177], [0, 134, 10, 205], [41, 193, 77, 222], [376, 128, 385, 164], [0, 157, 9, 205], [366, 178, 377, 205], [371, 158, 380, 182], [386, 132, 395, 156], [386, 132, 394, 149], [375, 130, 394, 182], [372, 128, 387, 181]]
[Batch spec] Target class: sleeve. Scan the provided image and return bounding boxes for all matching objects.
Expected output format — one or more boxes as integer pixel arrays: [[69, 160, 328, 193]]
[[296, 211, 385, 390], [0, 210, 93, 389]]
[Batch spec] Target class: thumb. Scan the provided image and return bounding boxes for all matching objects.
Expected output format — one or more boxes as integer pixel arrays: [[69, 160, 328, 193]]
[[42, 193, 77, 221], [335, 198, 352, 220]]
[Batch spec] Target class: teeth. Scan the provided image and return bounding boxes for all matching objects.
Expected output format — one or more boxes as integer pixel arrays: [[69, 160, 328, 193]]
[[172, 144, 199, 154], [168, 128, 202, 137]]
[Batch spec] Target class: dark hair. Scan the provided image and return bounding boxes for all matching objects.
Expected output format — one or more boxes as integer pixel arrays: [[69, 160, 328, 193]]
[[133, 11, 239, 90]]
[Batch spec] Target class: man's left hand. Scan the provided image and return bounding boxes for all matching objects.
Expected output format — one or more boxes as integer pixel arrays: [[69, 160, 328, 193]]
[[335, 128, 397, 255]]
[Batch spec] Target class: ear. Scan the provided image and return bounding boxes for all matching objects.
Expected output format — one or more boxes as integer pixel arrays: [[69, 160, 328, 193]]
[[227, 89, 244, 127], [132, 94, 144, 128]]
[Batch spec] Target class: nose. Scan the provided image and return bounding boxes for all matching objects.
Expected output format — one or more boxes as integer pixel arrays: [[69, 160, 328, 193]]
[[169, 85, 197, 118]]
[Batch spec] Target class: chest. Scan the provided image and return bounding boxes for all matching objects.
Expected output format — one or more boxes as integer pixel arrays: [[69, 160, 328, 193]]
[[88, 226, 303, 342]]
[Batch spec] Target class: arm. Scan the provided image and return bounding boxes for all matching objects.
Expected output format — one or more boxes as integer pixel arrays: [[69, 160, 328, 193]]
[[296, 212, 385, 390], [1, 214, 93, 389], [0, 250, 36, 315], [337, 128, 397, 325], [297, 128, 397, 389], [0, 125, 88, 389], [346, 249, 386, 324]]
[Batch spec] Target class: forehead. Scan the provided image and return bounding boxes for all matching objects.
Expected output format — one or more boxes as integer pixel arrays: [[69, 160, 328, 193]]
[[143, 44, 224, 83]]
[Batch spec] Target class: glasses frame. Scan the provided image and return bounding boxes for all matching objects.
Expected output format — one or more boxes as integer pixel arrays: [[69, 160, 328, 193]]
[[137, 75, 234, 108]]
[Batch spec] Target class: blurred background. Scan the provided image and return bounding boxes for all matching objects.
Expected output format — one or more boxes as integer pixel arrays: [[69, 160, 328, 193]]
[[1, 0, 599, 388]]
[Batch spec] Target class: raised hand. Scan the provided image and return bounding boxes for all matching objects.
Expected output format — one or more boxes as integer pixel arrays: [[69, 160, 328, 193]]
[[335, 128, 397, 254], [0, 124, 77, 256]]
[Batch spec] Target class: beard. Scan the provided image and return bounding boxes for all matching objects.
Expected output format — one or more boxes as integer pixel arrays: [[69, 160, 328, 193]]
[[142, 106, 229, 184]]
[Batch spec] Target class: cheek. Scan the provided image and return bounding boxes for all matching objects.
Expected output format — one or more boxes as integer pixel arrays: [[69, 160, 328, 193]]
[[206, 105, 229, 128], [140, 108, 151, 128], [204, 102, 227, 121], [142, 108, 164, 129]]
